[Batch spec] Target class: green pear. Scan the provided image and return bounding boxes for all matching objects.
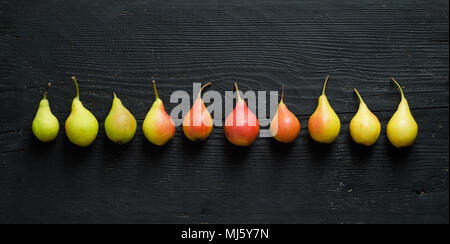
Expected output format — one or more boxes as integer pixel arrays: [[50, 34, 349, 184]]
[[65, 76, 99, 147], [32, 83, 60, 142], [104, 93, 137, 144], [386, 78, 418, 148]]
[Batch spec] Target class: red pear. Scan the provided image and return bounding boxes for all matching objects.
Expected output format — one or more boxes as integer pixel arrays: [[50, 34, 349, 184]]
[[270, 86, 300, 143], [224, 83, 260, 146], [182, 82, 213, 141]]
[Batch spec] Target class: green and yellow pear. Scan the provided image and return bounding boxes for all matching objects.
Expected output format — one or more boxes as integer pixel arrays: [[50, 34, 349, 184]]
[[308, 75, 341, 143], [104, 93, 137, 144], [32, 83, 60, 142], [65, 76, 99, 147], [349, 89, 381, 146], [142, 80, 175, 146], [386, 78, 418, 148]]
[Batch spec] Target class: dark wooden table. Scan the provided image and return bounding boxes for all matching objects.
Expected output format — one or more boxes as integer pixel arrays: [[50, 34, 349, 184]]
[[0, 0, 448, 224]]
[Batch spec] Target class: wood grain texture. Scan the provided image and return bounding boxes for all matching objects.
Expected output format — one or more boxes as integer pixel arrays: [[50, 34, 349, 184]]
[[0, 0, 448, 224]]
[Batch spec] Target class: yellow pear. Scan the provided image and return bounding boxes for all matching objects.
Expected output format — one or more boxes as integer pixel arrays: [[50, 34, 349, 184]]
[[32, 83, 60, 142], [386, 78, 418, 148], [142, 80, 175, 146], [308, 75, 341, 143], [65, 76, 99, 147], [349, 89, 381, 146], [104, 93, 137, 144]]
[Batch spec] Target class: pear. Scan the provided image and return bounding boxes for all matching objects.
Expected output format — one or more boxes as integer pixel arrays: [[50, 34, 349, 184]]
[[104, 93, 137, 144], [308, 75, 341, 143], [65, 76, 99, 147], [270, 86, 300, 143], [32, 83, 60, 142], [386, 78, 418, 148], [224, 83, 260, 146], [142, 80, 175, 146], [182, 82, 213, 141], [349, 89, 381, 146]]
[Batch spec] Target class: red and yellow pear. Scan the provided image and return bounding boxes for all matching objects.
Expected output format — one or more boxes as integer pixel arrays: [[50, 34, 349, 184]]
[[349, 89, 381, 146], [182, 82, 213, 141], [386, 78, 418, 148], [224, 83, 260, 146], [142, 80, 175, 146], [308, 75, 341, 143], [270, 86, 301, 143]]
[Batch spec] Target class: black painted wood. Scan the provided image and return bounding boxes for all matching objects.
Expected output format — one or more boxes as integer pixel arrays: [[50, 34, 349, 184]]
[[0, 0, 448, 224]]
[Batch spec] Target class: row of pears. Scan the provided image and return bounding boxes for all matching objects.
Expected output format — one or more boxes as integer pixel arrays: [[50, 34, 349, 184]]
[[32, 76, 418, 148], [308, 76, 418, 148]]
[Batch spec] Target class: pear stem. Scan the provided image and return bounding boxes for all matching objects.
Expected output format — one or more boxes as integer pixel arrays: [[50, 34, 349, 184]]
[[322, 75, 330, 96], [390, 77, 405, 98], [43, 82, 51, 99], [198, 82, 212, 98], [152, 80, 159, 100], [234, 82, 242, 100], [71, 76, 79, 99], [113, 92, 117, 99], [281, 85, 285, 102], [354, 88, 363, 103]]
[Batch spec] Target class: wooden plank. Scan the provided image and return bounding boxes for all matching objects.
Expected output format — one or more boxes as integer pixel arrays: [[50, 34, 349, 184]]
[[0, 0, 448, 224]]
